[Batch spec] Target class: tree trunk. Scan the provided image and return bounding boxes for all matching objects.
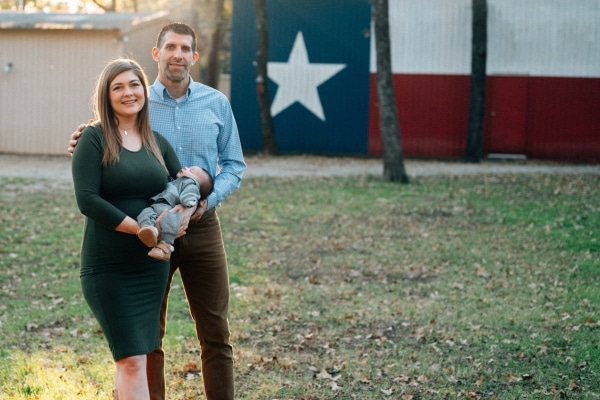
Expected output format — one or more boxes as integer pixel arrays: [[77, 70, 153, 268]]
[[464, 0, 488, 163], [372, 0, 408, 183], [254, 0, 278, 155], [189, 0, 203, 82], [205, 0, 225, 89], [92, 0, 116, 12]]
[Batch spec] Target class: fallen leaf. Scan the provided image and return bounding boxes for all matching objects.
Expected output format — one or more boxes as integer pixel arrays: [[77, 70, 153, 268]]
[[182, 361, 199, 374], [316, 369, 331, 380]]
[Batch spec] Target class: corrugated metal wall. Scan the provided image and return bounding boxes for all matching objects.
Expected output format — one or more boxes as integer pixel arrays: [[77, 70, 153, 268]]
[[377, 0, 471, 75], [122, 17, 170, 85], [230, 0, 372, 155], [0, 30, 122, 155], [368, 0, 600, 162], [487, 0, 600, 77], [0, 13, 171, 156], [371, 0, 600, 77]]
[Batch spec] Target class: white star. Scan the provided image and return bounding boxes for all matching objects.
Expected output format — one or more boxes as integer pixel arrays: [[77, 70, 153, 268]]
[[268, 31, 346, 121]]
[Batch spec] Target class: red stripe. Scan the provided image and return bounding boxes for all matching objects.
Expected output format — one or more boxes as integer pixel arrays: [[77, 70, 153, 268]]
[[368, 74, 600, 162]]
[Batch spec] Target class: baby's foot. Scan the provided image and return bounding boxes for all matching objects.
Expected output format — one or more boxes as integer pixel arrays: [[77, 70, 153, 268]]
[[137, 226, 158, 247], [148, 241, 174, 261]]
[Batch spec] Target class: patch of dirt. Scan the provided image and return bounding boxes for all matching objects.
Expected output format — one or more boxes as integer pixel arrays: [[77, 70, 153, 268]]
[[1, 153, 598, 185]]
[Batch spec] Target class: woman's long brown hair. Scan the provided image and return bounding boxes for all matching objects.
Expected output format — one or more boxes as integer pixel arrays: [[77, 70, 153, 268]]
[[92, 58, 166, 170]]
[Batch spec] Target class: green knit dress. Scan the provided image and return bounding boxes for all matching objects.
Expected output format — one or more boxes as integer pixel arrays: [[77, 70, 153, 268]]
[[72, 124, 181, 361]]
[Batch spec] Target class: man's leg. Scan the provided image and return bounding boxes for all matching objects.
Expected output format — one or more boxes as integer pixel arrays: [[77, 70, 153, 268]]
[[177, 209, 234, 400], [147, 348, 165, 400], [147, 261, 178, 400]]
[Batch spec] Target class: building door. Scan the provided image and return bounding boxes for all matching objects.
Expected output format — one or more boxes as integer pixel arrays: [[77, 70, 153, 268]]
[[485, 76, 529, 156]]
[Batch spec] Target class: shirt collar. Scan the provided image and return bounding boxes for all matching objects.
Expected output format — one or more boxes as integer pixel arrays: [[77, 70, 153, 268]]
[[152, 76, 195, 101]]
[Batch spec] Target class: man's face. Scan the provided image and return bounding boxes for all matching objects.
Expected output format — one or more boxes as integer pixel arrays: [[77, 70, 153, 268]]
[[153, 31, 199, 84]]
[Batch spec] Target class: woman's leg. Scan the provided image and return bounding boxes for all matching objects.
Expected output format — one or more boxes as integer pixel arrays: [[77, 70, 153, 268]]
[[115, 354, 150, 400]]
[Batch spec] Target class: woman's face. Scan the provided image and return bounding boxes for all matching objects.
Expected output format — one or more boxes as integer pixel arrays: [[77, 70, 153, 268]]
[[109, 70, 145, 119]]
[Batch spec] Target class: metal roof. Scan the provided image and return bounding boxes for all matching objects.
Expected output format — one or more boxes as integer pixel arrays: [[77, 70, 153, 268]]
[[0, 11, 168, 31]]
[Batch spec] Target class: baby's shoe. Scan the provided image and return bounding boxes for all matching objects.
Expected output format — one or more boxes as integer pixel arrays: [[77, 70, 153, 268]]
[[148, 241, 174, 261], [137, 226, 158, 247]]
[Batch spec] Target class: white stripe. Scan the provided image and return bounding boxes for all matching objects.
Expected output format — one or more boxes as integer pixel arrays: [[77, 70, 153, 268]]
[[370, 0, 600, 78]]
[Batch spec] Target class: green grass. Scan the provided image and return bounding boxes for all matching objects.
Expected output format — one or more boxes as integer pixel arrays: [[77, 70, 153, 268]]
[[0, 172, 598, 399]]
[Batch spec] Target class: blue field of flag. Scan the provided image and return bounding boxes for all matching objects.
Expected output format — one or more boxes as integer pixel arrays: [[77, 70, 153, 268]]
[[231, 0, 372, 154]]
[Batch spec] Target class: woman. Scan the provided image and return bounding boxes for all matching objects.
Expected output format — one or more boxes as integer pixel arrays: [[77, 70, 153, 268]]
[[71, 59, 182, 400]]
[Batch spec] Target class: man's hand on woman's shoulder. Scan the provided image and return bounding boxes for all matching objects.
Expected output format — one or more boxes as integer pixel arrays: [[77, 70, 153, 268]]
[[68, 120, 93, 155]]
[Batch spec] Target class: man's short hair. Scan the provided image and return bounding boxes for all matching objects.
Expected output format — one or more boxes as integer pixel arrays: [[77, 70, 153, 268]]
[[156, 22, 197, 52]]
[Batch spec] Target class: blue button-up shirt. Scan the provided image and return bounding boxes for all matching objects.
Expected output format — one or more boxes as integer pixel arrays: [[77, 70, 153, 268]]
[[149, 77, 246, 210]]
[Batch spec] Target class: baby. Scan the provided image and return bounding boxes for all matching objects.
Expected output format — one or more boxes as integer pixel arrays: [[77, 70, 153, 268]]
[[137, 166, 213, 260]]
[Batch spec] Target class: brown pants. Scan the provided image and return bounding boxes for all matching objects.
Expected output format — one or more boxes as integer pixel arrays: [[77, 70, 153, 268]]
[[147, 209, 234, 400]]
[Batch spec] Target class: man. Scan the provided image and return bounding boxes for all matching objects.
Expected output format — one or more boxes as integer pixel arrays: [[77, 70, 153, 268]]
[[70, 23, 245, 400]]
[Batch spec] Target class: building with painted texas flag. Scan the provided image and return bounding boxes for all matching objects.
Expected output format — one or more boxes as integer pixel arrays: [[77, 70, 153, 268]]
[[230, 0, 600, 162]]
